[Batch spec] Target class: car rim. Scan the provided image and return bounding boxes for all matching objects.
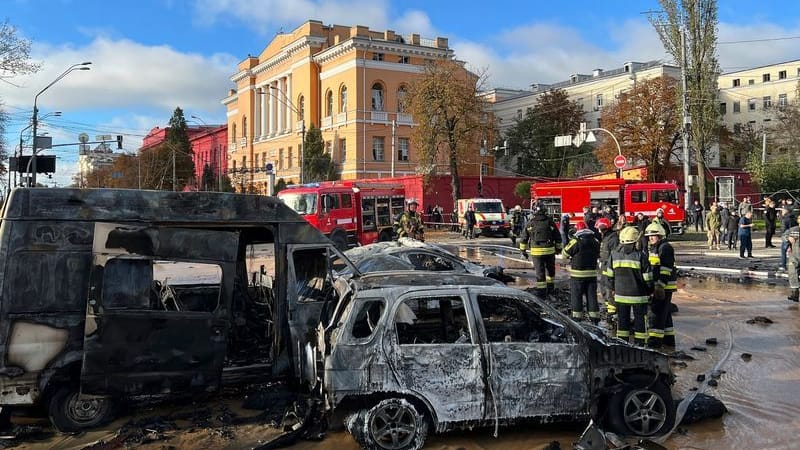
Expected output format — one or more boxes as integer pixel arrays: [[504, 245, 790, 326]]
[[369, 402, 417, 449], [66, 392, 107, 424], [623, 388, 668, 436]]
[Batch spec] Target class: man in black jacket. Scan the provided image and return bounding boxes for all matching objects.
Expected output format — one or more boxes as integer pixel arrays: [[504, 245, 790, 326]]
[[764, 198, 777, 248], [692, 200, 704, 232], [563, 221, 601, 323]]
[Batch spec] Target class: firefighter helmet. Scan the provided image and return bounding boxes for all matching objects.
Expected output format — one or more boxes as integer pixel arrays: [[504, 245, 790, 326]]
[[406, 198, 419, 207], [575, 221, 586, 230], [514, 205, 522, 211], [656, 207, 665, 216], [596, 217, 612, 230], [644, 222, 666, 237], [619, 226, 640, 244]]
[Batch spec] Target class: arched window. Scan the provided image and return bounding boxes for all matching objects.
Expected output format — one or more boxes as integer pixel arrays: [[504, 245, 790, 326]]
[[326, 90, 334, 117], [371, 83, 384, 111], [298, 95, 305, 121], [340, 86, 348, 113], [231, 123, 237, 142], [242, 116, 247, 137], [397, 86, 407, 112]]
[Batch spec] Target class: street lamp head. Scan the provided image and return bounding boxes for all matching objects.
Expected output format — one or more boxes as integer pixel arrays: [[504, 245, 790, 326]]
[[80, 61, 92, 66]]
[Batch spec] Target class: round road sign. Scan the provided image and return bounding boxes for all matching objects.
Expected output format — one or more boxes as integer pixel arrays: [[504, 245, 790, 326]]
[[613, 154, 627, 169]]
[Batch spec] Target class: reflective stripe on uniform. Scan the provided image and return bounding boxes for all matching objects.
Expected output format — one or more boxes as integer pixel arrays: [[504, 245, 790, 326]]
[[643, 272, 654, 281], [604, 267, 614, 278], [649, 255, 661, 265], [614, 294, 650, 304], [519, 243, 528, 251], [606, 303, 617, 313], [572, 311, 584, 319], [569, 268, 598, 278], [588, 311, 600, 318], [665, 282, 677, 290], [665, 327, 675, 336], [616, 329, 631, 338], [531, 247, 556, 256], [634, 331, 649, 341], [613, 260, 642, 269], [649, 328, 665, 339], [535, 281, 547, 288], [660, 268, 672, 276]]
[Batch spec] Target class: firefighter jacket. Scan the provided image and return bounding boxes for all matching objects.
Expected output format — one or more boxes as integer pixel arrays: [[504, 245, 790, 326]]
[[519, 214, 561, 256], [562, 229, 600, 278], [396, 211, 424, 239], [604, 244, 653, 304], [649, 238, 677, 291], [599, 229, 620, 270]]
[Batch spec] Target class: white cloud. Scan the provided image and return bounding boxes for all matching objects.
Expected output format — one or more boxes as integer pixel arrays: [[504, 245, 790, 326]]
[[3, 36, 238, 117], [718, 22, 800, 73]]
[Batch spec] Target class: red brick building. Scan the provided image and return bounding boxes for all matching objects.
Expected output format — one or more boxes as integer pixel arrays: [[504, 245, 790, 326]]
[[140, 125, 228, 187]]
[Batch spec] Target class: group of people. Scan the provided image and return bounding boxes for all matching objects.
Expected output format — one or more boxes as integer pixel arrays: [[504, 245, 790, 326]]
[[519, 202, 676, 348]]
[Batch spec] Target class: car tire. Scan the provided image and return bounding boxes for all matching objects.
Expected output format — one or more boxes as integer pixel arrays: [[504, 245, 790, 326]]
[[378, 230, 393, 242], [607, 376, 675, 437], [47, 386, 115, 432], [348, 398, 429, 450]]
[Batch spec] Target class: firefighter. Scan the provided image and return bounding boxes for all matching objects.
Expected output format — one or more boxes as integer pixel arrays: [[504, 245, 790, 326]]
[[510, 205, 525, 246], [597, 217, 619, 317], [520, 203, 562, 297], [652, 208, 672, 239], [605, 226, 653, 346], [395, 199, 425, 241], [645, 222, 678, 348], [563, 221, 601, 323]]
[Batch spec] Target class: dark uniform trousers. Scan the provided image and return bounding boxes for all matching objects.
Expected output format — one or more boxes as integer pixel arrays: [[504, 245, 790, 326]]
[[570, 277, 599, 321], [533, 253, 556, 296]]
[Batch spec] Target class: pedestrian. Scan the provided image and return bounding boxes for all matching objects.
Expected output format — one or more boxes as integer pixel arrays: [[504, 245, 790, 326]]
[[645, 222, 678, 348], [705, 204, 721, 250], [692, 200, 705, 232], [395, 199, 425, 241], [451, 206, 459, 232], [560, 212, 573, 247], [510, 205, 525, 246], [463, 204, 477, 239], [738, 197, 753, 218], [425, 205, 433, 229], [563, 221, 601, 324], [738, 211, 754, 258], [719, 202, 731, 246], [785, 222, 800, 301], [597, 217, 619, 318], [432, 204, 442, 230], [635, 212, 650, 250], [727, 211, 740, 250], [764, 198, 777, 248], [605, 226, 654, 346], [519, 203, 562, 297], [779, 206, 795, 271]]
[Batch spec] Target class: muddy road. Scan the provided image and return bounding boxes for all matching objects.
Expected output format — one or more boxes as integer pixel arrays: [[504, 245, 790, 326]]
[[5, 234, 799, 450]]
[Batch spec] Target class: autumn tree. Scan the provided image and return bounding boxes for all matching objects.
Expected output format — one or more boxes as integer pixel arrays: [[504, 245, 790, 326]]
[[502, 89, 587, 178], [650, 0, 721, 202], [405, 59, 490, 206], [302, 124, 337, 182], [164, 107, 195, 190], [597, 77, 681, 180]]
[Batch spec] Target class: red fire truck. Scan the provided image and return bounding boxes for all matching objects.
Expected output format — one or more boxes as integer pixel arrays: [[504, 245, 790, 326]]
[[277, 181, 405, 249], [531, 178, 685, 234]]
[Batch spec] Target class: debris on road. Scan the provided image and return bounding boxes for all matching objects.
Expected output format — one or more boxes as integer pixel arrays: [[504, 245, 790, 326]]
[[746, 316, 774, 325]]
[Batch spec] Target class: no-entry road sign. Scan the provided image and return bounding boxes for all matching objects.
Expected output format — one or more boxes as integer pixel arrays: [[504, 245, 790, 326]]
[[613, 154, 627, 169]]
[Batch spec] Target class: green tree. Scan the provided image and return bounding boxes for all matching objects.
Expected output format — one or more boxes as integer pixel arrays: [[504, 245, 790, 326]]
[[598, 77, 682, 180], [514, 181, 531, 203], [302, 124, 337, 182], [200, 163, 215, 191], [405, 59, 491, 207], [165, 107, 195, 190], [650, 0, 722, 203], [502, 89, 587, 178]]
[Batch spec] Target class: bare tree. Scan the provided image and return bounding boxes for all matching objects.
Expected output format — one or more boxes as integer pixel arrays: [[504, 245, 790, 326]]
[[0, 19, 41, 79], [650, 0, 721, 203]]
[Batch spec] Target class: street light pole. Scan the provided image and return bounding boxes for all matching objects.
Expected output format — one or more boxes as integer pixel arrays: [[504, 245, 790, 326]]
[[30, 62, 91, 186], [267, 86, 305, 184]]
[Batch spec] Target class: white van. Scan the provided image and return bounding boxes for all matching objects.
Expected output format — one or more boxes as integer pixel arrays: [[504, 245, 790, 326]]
[[457, 198, 511, 237]]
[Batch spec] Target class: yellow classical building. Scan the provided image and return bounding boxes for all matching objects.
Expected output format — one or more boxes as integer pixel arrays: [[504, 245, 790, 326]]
[[222, 20, 491, 191]]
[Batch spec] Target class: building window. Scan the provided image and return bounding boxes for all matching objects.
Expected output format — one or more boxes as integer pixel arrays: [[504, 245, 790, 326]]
[[748, 79, 754, 85], [748, 98, 756, 111], [371, 83, 384, 111], [398, 55, 409, 64], [261, 152, 267, 170], [372, 137, 385, 161], [340, 86, 347, 113], [339, 139, 346, 162], [719, 102, 727, 115], [242, 117, 247, 137], [779, 70, 787, 79], [326, 90, 333, 117], [287, 147, 293, 168], [596, 94, 604, 108], [254, 153, 259, 171], [763, 96, 772, 109], [597, 118, 602, 128], [733, 101, 741, 113], [298, 95, 305, 121], [325, 141, 332, 155], [748, 120, 756, 125], [480, 163, 489, 177], [763, 73, 771, 82], [232, 123, 237, 142], [779, 93, 788, 107], [372, 52, 384, 61], [242, 156, 247, 169], [516, 109, 523, 120], [733, 123, 741, 133], [397, 86, 407, 112], [278, 149, 284, 170], [398, 138, 409, 161], [577, 98, 584, 110], [732, 79, 740, 87]]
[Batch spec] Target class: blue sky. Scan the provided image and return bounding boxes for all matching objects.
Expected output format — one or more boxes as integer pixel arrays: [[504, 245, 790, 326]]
[[2, 0, 799, 187]]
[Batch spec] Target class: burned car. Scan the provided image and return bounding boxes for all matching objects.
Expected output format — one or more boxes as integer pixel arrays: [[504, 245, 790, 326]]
[[0, 188, 348, 432], [342, 240, 513, 282], [315, 272, 676, 450]]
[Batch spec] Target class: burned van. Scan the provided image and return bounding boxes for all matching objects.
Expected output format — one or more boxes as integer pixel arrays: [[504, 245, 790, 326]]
[[0, 188, 348, 431]]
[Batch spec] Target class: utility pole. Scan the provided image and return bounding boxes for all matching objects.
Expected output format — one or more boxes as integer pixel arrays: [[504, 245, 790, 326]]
[[762, 133, 767, 165], [172, 145, 176, 192], [391, 119, 396, 177], [681, 23, 692, 209]]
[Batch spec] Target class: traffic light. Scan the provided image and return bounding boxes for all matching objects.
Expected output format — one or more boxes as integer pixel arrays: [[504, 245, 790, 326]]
[[116, 135, 123, 149]]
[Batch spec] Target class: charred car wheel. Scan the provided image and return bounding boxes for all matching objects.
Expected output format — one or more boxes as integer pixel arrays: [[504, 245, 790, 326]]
[[349, 398, 428, 450], [48, 386, 115, 432], [607, 377, 675, 437]]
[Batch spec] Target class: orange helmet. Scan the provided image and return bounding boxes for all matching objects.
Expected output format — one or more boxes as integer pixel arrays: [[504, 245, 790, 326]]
[[575, 221, 586, 230], [596, 217, 612, 229]]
